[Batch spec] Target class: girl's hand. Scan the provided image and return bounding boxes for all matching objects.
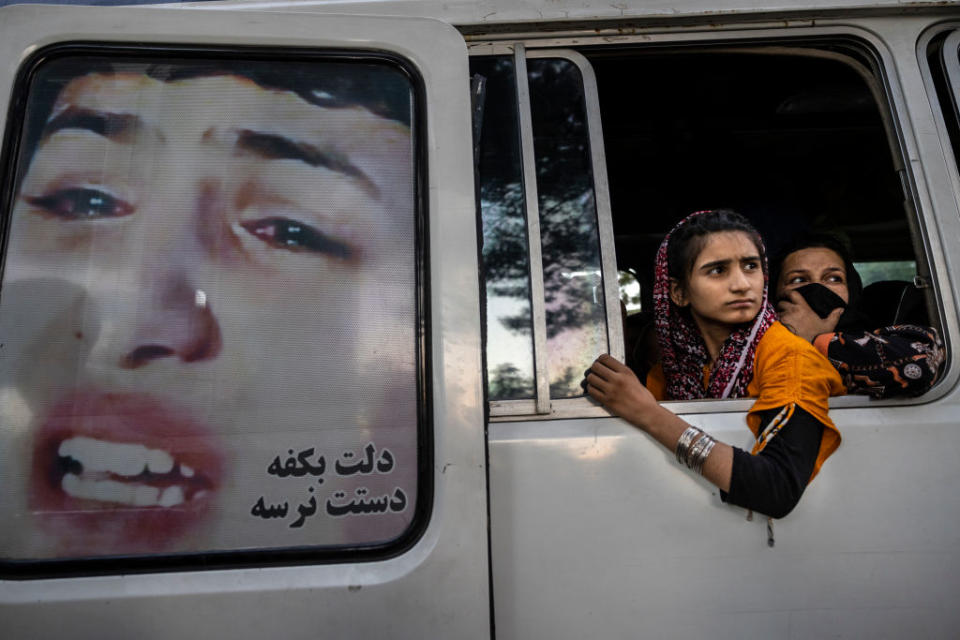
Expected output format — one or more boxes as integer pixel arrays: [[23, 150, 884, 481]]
[[776, 290, 844, 343], [584, 354, 659, 428]]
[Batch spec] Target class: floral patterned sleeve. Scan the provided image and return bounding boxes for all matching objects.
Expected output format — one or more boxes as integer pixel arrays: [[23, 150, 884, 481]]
[[812, 325, 944, 398]]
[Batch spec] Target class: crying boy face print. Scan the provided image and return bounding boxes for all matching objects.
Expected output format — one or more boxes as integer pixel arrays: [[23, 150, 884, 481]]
[[0, 57, 422, 560]]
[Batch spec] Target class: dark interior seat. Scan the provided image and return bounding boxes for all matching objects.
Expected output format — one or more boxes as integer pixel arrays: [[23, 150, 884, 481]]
[[860, 280, 928, 327]]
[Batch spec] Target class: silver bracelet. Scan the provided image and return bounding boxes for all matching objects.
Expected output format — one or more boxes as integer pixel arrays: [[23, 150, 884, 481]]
[[689, 436, 717, 476], [686, 433, 709, 469], [675, 426, 703, 464]]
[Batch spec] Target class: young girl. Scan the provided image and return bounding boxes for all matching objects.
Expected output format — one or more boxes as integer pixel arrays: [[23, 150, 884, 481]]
[[584, 210, 845, 518]]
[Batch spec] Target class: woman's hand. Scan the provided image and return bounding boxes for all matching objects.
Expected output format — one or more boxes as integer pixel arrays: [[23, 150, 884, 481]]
[[584, 354, 659, 428], [776, 290, 844, 343]]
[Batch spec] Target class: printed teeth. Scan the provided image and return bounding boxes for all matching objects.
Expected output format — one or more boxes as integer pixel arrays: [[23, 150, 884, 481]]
[[58, 436, 182, 477], [62, 473, 188, 507], [147, 448, 174, 474], [158, 486, 184, 507]]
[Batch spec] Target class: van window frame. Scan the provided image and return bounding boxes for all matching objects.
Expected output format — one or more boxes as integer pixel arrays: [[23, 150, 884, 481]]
[[473, 46, 624, 419], [472, 24, 954, 421], [0, 41, 435, 578], [920, 23, 960, 233]]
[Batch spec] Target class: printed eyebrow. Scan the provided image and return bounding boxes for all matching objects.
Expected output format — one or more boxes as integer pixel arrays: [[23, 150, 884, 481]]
[[42, 107, 148, 143], [236, 129, 379, 198]]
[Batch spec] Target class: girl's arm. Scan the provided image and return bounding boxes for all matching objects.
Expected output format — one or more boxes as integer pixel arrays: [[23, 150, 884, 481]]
[[586, 354, 826, 517], [722, 406, 823, 518], [585, 354, 735, 492]]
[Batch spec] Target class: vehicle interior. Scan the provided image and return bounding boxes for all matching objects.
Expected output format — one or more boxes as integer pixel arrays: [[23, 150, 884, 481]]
[[581, 43, 931, 345]]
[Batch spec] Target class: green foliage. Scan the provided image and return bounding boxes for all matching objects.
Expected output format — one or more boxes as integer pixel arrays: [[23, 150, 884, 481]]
[[488, 363, 534, 401]]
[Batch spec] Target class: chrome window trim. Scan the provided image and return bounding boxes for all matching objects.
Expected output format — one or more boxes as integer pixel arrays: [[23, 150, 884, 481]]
[[512, 43, 553, 414]]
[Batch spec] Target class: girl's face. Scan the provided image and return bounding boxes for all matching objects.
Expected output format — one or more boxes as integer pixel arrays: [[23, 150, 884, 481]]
[[776, 247, 850, 303], [670, 231, 764, 333]]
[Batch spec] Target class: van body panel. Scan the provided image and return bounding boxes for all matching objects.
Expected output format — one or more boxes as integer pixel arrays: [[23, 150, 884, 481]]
[[0, 1, 959, 638], [0, 5, 490, 639], [186, 0, 958, 27], [485, 14, 960, 638]]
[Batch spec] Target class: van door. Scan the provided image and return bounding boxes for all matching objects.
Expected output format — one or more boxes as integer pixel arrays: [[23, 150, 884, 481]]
[[0, 5, 489, 638], [475, 22, 960, 638]]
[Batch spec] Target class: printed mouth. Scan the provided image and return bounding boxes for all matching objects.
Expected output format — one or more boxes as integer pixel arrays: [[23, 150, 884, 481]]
[[30, 392, 224, 556], [56, 436, 213, 508]]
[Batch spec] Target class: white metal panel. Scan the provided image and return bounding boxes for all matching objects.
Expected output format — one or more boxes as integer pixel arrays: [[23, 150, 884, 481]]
[[918, 25, 960, 218], [488, 15, 960, 639], [0, 5, 489, 639], [490, 406, 960, 639], [181, 0, 960, 28]]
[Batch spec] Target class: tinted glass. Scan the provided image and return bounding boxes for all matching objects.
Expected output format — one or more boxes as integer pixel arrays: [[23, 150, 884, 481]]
[[471, 56, 536, 401], [528, 58, 607, 398]]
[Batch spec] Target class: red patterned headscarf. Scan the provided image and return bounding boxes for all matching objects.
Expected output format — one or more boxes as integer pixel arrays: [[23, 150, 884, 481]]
[[653, 210, 777, 400]]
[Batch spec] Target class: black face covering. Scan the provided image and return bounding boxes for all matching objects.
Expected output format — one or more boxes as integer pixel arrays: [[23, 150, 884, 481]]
[[792, 283, 846, 318], [775, 239, 869, 333]]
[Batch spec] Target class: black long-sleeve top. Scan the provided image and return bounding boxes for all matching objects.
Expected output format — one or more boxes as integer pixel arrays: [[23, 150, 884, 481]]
[[720, 405, 824, 519]]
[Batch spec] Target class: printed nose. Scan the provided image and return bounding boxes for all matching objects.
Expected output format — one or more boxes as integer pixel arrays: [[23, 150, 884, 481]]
[[120, 276, 221, 369]]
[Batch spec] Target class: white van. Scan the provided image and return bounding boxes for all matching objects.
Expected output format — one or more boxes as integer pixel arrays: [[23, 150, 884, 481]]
[[1, 0, 959, 637]]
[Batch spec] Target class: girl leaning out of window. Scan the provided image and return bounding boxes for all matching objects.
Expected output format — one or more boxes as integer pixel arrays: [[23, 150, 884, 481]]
[[583, 210, 845, 519]]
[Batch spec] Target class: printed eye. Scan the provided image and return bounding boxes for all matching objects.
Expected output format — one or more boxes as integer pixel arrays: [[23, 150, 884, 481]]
[[241, 217, 353, 259], [24, 188, 133, 220]]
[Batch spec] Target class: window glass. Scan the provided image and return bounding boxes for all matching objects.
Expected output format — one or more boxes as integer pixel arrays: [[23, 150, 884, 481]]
[[528, 58, 608, 398], [618, 269, 642, 314], [591, 48, 929, 390], [471, 56, 536, 401], [0, 54, 421, 562], [854, 261, 917, 286]]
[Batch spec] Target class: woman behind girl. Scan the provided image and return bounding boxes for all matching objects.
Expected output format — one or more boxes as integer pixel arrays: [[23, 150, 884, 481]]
[[774, 233, 943, 398], [584, 210, 845, 519]]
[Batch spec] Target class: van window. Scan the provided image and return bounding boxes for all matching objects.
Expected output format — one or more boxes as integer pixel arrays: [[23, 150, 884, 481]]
[[619, 269, 643, 314], [473, 50, 620, 413], [854, 261, 918, 286], [473, 56, 536, 401], [475, 40, 938, 415], [528, 58, 609, 397], [590, 46, 915, 301], [0, 50, 426, 570]]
